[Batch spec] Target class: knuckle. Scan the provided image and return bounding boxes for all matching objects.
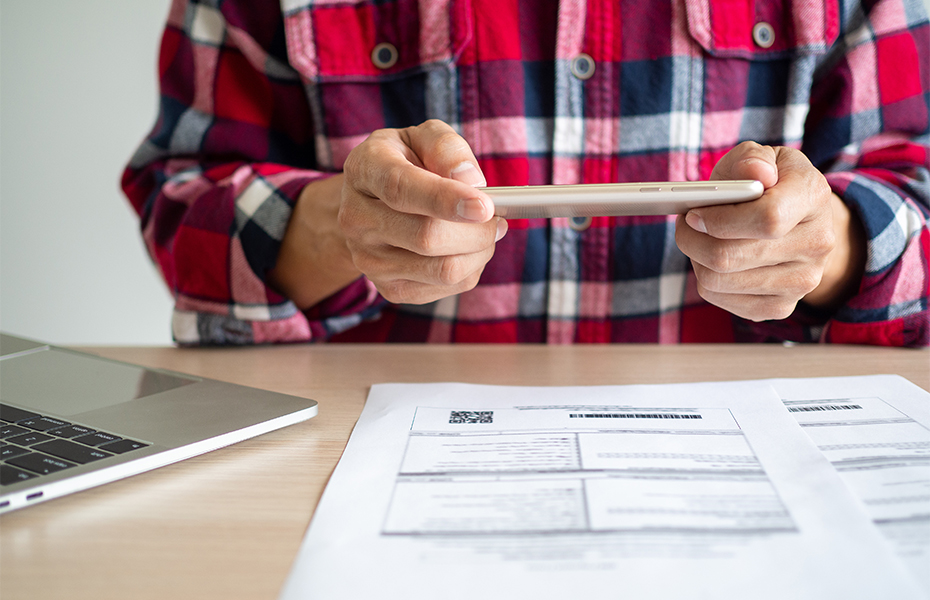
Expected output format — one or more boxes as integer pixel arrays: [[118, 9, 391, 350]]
[[771, 299, 798, 321], [704, 246, 737, 274], [811, 225, 836, 259], [413, 218, 442, 255], [695, 266, 726, 293], [795, 268, 822, 296], [436, 256, 467, 286], [736, 140, 765, 155], [813, 173, 832, 202], [378, 280, 413, 305], [378, 285, 403, 304], [345, 132, 381, 172], [380, 165, 409, 206], [459, 270, 482, 293], [336, 197, 359, 232], [418, 119, 451, 136], [418, 120, 471, 162], [751, 297, 797, 322], [342, 146, 364, 180], [757, 202, 791, 238], [695, 282, 717, 307], [349, 249, 378, 276], [435, 130, 470, 155], [418, 119, 441, 131]]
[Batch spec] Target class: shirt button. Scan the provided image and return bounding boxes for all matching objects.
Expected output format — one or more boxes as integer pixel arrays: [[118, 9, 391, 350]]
[[570, 54, 596, 80], [569, 216, 592, 231], [752, 22, 776, 48], [371, 42, 399, 69]]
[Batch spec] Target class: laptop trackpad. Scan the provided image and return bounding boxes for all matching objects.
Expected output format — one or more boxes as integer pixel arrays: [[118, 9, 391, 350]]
[[0, 349, 196, 417]]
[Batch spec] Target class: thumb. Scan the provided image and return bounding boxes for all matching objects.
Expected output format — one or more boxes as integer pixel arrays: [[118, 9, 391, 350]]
[[710, 141, 778, 188]]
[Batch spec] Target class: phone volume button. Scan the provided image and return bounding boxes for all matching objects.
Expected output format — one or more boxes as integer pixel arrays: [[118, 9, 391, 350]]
[[671, 185, 718, 192], [639, 187, 663, 193]]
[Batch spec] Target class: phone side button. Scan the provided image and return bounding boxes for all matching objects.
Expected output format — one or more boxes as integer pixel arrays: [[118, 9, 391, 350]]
[[671, 186, 718, 192], [639, 187, 663, 193]]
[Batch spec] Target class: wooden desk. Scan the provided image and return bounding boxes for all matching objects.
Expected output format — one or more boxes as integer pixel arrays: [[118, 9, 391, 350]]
[[2, 344, 928, 600]]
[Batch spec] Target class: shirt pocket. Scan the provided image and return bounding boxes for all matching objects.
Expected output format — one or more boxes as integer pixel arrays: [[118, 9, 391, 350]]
[[682, 0, 839, 59], [680, 0, 840, 178], [282, 0, 473, 169]]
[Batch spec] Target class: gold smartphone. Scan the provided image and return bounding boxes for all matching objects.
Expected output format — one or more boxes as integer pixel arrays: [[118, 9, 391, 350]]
[[483, 180, 764, 218]]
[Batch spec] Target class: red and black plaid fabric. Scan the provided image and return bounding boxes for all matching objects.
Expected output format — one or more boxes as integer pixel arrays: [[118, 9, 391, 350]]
[[122, 0, 930, 346]]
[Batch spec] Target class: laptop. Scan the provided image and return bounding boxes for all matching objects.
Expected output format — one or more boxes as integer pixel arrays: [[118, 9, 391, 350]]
[[0, 334, 317, 513]]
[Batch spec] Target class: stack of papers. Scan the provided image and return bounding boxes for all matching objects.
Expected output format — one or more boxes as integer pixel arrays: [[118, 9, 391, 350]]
[[280, 375, 930, 599]]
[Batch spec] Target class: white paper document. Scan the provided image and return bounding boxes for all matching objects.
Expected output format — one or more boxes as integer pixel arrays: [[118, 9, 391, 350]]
[[770, 376, 930, 594], [281, 378, 927, 600]]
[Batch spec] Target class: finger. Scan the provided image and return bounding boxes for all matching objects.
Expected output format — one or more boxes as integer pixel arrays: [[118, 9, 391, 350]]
[[676, 213, 824, 270], [695, 287, 800, 322], [352, 244, 495, 300], [344, 123, 492, 223], [374, 270, 485, 305], [343, 189, 504, 256], [676, 221, 779, 273], [379, 244, 496, 288], [691, 260, 821, 299], [687, 147, 830, 240], [384, 214, 503, 257]]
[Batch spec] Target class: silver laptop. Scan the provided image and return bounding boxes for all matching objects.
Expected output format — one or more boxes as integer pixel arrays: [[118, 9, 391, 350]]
[[0, 334, 317, 513]]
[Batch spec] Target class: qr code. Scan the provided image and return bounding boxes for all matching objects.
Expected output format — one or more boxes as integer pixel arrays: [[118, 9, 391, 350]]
[[449, 411, 494, 424]]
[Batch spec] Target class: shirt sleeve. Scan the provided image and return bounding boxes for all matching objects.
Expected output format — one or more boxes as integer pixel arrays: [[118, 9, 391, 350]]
[[120, 0, 382, 345], [783, 0, 929, 347]]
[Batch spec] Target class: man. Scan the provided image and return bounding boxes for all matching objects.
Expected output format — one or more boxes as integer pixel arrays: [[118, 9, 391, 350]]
[[123, 0, 929, 346]]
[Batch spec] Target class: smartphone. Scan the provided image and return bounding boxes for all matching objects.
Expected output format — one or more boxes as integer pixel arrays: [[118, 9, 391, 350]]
[[482, 180, 764, 219]]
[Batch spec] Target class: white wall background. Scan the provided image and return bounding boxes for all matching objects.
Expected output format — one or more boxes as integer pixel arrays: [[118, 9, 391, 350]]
[[1, 0, 929, 346], [1, 0, 174, 345]]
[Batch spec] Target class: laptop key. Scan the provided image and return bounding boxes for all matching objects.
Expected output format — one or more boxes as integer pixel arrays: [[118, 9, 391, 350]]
[[6, 432, 54, 446], [1, 424, 31, 439], [0, 404, 41, 423], [8, 452, 76, 475], [1, 444, 30, 460], [1, 464, 37, 486], [47, 425, 96, 438], [73, 432, 121, 446], [17, 416, 71, 431], [99, 439, 149, 454], [33, 439, 112, 464]]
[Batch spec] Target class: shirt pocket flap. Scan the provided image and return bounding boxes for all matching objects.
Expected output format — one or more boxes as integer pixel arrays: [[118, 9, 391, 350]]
[[683, 0, 839, 59], [282, 0, 472, 82]]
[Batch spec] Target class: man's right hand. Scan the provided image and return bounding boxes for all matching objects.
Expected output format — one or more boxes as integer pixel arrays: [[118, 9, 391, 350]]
[[338, 119, 507, 304]]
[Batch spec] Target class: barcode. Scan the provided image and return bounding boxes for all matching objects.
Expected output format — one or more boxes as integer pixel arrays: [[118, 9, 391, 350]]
[[569, 413, 702, 420], [449, 411, 494, 424], [787, 404, 863, 413]]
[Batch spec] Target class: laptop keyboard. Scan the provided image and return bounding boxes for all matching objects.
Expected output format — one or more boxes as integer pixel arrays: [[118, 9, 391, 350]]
[[1, 403, 149, 487]]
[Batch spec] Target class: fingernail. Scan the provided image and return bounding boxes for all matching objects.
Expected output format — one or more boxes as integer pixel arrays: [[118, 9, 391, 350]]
[[456, 198, 488, 222], [495, 218, 508, 242], [450, 162, 487, 187], [686, 211, 707, 233]]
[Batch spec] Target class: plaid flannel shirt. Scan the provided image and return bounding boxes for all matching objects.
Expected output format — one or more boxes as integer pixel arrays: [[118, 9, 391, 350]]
[[122, 0, 930, 346]]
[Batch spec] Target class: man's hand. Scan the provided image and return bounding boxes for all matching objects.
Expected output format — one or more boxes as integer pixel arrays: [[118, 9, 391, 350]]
[[675, 141, 866, 321], [271, 120, 506, 309], [339, 120, 506, 305]]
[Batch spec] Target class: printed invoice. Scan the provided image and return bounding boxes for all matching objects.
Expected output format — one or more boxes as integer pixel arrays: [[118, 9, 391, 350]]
[[772, 375, 930, 595], [280, 379, 926, 600]]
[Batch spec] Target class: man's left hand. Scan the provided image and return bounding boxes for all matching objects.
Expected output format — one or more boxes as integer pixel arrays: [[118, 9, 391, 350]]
[[675, 141, 865, 321]]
